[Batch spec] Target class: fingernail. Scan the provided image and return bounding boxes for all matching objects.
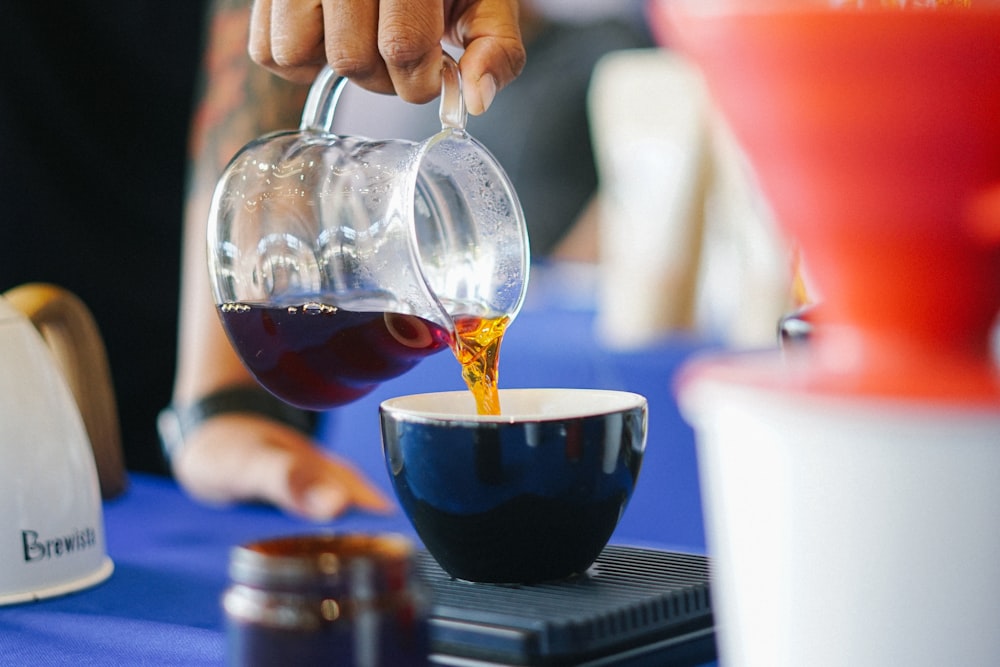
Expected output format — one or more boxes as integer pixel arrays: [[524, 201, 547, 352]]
[[477, 73, 497, 115], [303, 485, 348, 520]]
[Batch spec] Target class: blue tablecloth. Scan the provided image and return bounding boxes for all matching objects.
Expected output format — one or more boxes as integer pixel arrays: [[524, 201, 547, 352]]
[[0, 474, 420, 665], [0, 275, 718, 665]]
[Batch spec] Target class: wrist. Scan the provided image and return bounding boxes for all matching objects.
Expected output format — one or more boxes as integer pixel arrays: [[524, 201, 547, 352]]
[[158, 385, 316, 467]]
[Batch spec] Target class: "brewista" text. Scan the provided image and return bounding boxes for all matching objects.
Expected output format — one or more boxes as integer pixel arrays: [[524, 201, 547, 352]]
[[22, 527, 98, 562]]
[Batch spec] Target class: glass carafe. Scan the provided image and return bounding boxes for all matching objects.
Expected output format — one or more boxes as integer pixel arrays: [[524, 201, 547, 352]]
[[208, 55, 529, 409]]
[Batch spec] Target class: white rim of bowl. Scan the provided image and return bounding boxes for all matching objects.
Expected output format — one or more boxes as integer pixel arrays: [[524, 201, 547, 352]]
[[379, 388, 646, 424]]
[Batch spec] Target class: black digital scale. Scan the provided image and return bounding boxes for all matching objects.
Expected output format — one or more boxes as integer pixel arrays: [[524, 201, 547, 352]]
[[419, 545, 716, 666]]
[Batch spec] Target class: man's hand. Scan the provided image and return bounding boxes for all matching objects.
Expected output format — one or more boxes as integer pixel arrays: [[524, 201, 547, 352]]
[[172, 413, 393, 521], [248, 0, 526, 114]]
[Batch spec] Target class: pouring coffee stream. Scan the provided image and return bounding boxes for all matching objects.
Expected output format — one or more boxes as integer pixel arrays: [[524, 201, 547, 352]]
[[208, 55, 529, 415]]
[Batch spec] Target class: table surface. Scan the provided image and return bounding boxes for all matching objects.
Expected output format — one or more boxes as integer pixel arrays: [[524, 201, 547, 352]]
[[0, 267, 721, 665]]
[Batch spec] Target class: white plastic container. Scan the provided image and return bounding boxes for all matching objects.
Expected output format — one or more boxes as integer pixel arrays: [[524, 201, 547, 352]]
[[0, 295, 113, 605], [680, 362, 1000, 666]]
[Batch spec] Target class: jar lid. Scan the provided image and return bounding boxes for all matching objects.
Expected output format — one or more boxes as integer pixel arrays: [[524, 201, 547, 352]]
[[229, 533, 415, 594]]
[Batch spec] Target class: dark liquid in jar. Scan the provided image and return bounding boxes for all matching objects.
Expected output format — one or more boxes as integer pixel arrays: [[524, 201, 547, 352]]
[[219, 303, 508, 414]]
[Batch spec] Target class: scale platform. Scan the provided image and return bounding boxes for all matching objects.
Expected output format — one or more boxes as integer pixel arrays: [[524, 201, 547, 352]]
[[420, 545, 715, 666]]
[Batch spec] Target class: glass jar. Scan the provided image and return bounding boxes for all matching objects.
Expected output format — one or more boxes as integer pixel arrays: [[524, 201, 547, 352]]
[[223, 533, 429, 666]]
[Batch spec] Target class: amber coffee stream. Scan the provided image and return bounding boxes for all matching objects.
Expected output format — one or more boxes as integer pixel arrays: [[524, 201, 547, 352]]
[[451, 314, 510, 416], [220, 303, 508, 415]]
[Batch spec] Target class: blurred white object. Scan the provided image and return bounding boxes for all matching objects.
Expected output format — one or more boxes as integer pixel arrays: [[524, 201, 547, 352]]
[[589, 50, 792, 349], [696, 112, 793, 347], [0, 289, 113, 605], [589, 50, 707, 348], [681, 366, 1000, 667]]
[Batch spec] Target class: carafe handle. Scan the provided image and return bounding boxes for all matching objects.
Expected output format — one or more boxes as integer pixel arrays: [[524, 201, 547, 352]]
[[3, 284, 126, 499], [300, 53, 467, 133]]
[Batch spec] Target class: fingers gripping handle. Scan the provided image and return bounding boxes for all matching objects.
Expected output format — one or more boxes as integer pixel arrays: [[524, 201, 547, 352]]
[[300, 53, 467, 133], [439, 54, 467, 131]]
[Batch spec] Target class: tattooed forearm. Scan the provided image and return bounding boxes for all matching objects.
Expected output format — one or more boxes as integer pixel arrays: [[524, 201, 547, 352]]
[[187, 0, 308, 200]]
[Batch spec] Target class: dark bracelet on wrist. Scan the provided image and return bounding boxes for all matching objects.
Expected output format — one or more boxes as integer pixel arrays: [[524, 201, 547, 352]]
[[157, 385, 316, 465]]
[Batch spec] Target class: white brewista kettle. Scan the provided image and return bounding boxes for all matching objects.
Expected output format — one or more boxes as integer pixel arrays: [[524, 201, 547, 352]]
[[0, 284, 117, 605]]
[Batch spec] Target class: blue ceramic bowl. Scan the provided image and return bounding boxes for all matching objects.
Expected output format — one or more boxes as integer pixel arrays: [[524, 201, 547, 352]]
[[379, 388, 647, 583]]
